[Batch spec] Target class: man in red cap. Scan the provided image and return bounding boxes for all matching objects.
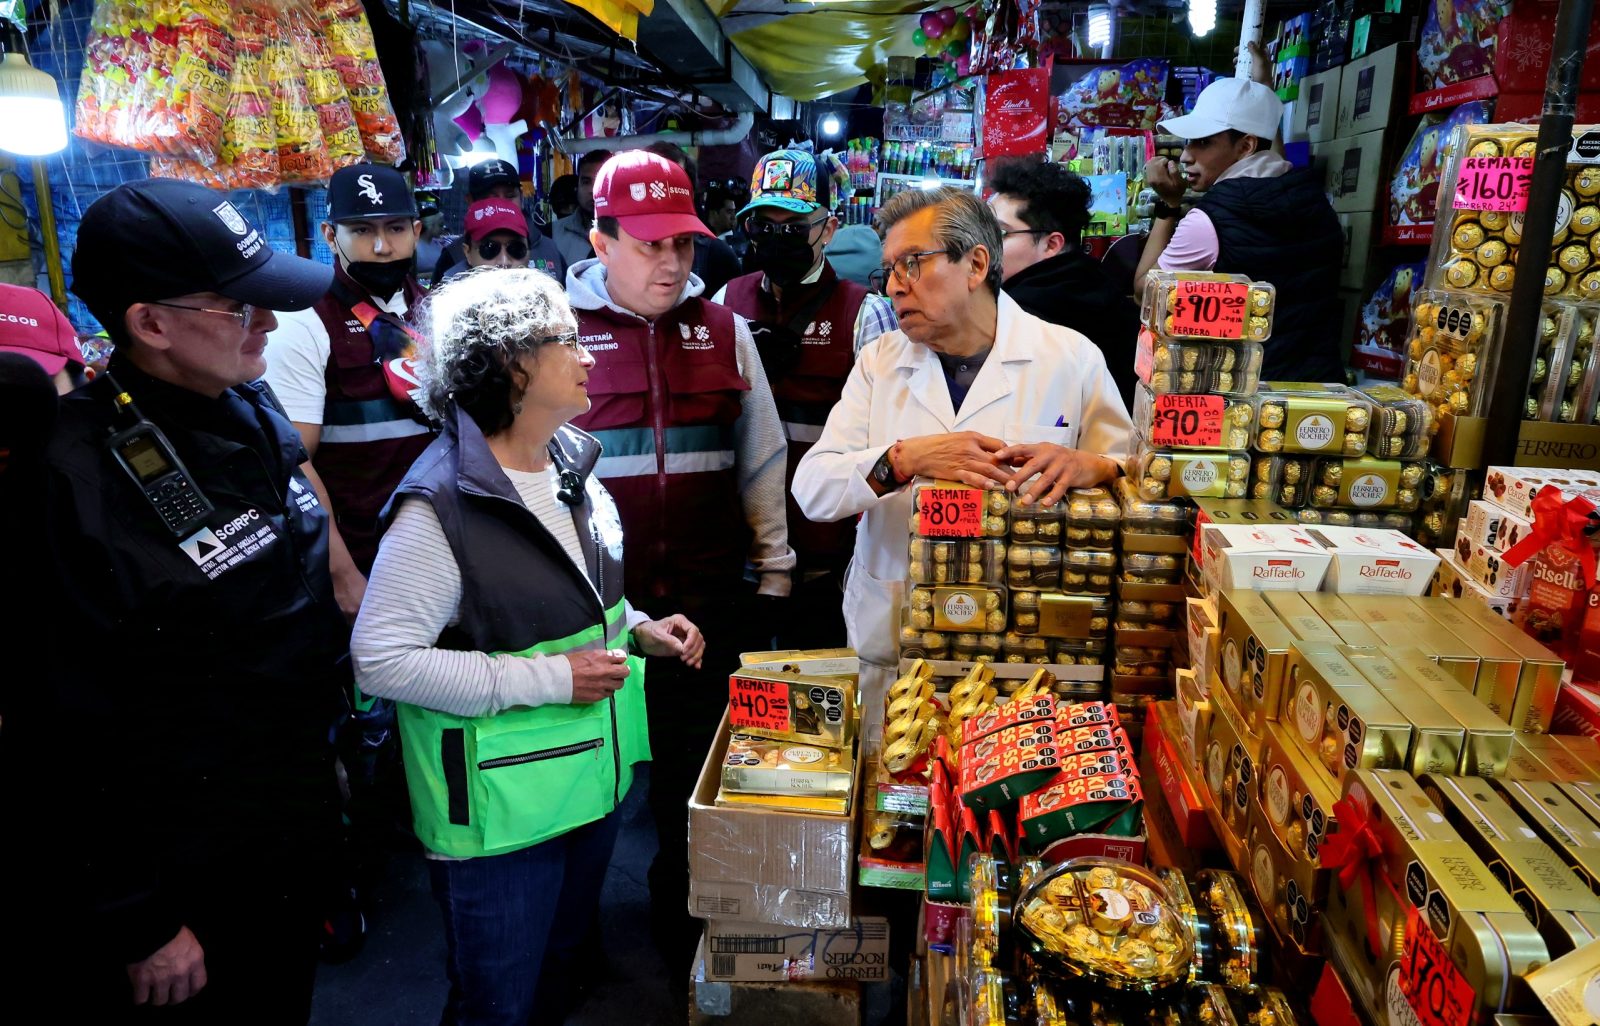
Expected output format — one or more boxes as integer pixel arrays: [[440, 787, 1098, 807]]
[[0, 282, 87, 394], [452, 198, 534, 277], [565, 149, 793, 967]]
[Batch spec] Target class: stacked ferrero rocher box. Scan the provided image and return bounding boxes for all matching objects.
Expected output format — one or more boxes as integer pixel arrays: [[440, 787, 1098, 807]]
[[1400, 123, 1600, 512]]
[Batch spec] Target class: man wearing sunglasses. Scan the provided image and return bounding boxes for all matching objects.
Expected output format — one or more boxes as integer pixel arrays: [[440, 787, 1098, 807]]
[[428, 159, 566, 285], [712, 148, 897, 648], [437, 198, 535, 281], [22, 179, 344, 1021], [793, 187, 1133, 723]]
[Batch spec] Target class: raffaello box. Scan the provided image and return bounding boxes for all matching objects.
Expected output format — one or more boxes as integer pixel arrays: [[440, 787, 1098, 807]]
[[1306, 525, 1439, 595], [1201, 524, 1332, 592]]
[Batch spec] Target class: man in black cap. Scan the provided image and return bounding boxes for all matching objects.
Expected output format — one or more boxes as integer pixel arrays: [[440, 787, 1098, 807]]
[[17, 178, 345, 1021], [428, 158, 566, 284], [554, 149, 612, 266], [263, 162, 432, 611]]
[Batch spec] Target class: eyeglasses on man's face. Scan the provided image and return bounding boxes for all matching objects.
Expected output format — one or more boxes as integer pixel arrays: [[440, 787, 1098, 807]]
[[744, 216, 827, 240], [876, 248, 951, 287], [148, 300, 255, 326]]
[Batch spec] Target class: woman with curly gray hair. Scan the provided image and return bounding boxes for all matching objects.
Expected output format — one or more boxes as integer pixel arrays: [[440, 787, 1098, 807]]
[[350, 267, 704, 1025]]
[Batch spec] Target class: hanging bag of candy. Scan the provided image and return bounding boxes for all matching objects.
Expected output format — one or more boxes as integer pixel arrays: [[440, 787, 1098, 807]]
[[281, 0, 363, 172], [308, 0, 405, 162], [263, 0, 331, 185]]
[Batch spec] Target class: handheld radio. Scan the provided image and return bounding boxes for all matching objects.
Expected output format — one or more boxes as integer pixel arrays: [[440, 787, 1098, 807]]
[[104, 375, 215, 537]]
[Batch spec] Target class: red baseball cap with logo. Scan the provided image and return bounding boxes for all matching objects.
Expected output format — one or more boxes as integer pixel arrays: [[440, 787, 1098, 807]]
[[592, 151, 713, 242], [0, 283, 84, 375], [463, 199, 529, 242]]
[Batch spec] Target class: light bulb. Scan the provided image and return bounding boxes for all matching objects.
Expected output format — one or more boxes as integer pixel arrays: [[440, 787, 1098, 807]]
[[1189, 0, 1216, 36], [821, 114, 842, 137], [0, 51, 67, 156], [1087, 6, 1112, 49]]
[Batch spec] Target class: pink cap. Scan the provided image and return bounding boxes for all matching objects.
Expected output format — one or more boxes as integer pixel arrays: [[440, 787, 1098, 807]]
[[0, 283, 83, 375], [463, 200, 529, 242], [592, 151, 713, 242]]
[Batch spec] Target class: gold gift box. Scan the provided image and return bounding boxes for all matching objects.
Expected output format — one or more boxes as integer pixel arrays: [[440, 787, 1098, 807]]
[[1282, 644, 1411, 788], [1339, 647, 1466, 777]]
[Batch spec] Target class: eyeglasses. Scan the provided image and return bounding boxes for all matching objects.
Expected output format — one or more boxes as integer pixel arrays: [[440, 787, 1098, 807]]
[[536, 331, 582, 350], [476, 238, 529, 261], [147, 300, 255, 326], [744, 216, 827, 240], [877, 249, 951, 287]]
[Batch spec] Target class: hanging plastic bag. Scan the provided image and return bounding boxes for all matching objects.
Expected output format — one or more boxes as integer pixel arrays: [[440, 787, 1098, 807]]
[[262, 5, 331, 185], [74, 0, 234, 163], [150, 0, 279, 189], [307, 0, 404, 163], [282, 0, 363, 171]]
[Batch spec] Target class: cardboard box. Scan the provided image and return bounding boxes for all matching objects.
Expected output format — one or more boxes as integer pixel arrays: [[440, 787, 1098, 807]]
[[1430, 549, 1519, 618], [1428, 597, 1564, 733], [1338, 211, 1377, 290], [1289, 66, 1342, 143], [1175, 666, 1212, 765], [1335, 43, 1405, 137], [1187, 596, 1219, 683], [1262, 590, 1343, 644], [1203, 684, 1261, 851], [701, 917, 891, 983], [1385, 646, 1514, 779], [691, 940, 864, 1024], [959, 721, 1061, 812], [1314, 129, 1388, 214], [1459, 541, 1532, 601], [1339, 647, 1466, 776], [1284, 643, 1411, 787], [1483, 467, 1600, 520], [1298, 591, 1385, 647], [1202, 523, 1332, 593], [1462, 499, 1534, 554], [727, 668, 857, 748], [689, 712, 856, 928], [1422, 776, 1600, 957], [1246, 795, 1326, 956], [1306, 525, 1438, 595], [1217, 589, 1299, 733]]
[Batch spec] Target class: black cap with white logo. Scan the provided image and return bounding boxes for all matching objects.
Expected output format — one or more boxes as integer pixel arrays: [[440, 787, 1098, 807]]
[[467, 159, 520, 199], [71, 179, 333, 328], [327, 163, 418, 222]]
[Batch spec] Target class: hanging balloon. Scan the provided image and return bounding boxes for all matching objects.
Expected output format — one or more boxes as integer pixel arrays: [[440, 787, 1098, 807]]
[[945, 37, 965, 57], [924, 35, 946, 57], [956, 54, 971, 75], [938, 6, 959, 27], [912, 26, 927, 46], [946, 15, 970, 40], [920, 11, 945, 38]]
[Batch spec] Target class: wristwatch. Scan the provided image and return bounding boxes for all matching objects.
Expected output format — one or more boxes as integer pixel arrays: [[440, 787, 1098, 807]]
[[1152, 201, 1183, 220], [871, 445, 906, 491]]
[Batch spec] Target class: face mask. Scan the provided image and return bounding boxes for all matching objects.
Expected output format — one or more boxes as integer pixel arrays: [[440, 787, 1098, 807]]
[[749, 234, 819, 287], [344, 256, 414, 298]]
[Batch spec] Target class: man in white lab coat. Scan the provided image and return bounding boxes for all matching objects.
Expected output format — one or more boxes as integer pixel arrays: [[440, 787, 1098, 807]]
[[792, 187, 1134, 715]]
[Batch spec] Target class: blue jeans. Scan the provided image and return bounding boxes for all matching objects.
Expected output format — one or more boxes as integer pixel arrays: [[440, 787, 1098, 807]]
[[429, 811, 622, 1026]]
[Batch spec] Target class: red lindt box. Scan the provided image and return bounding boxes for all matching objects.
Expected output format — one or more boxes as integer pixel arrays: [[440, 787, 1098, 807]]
[[960, 693, 1056, 747], [1056, 700, 1118, 730]]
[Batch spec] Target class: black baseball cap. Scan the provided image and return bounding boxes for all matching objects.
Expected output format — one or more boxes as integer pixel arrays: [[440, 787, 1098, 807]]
[[468, 159, 520, 198], [327, 163, 418, 222], [71, 179, 332, 328]]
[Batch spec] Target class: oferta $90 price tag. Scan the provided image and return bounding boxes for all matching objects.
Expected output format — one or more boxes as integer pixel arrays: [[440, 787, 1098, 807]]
[[916, 485, 984, 537], [1398, 903, 1474, 1026], [728, 675, 791, 733], [1170, 280, 1248, 339], [1453, 156, 1534, 213], [1150, 393, 1225, 447]]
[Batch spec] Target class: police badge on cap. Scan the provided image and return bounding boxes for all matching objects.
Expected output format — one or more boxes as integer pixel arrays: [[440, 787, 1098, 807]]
[[328, 163, 418, 223]]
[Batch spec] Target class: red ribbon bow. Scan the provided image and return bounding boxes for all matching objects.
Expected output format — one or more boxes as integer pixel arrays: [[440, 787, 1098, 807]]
[[1504, 485, 1599, 590], [1319, 794, 1397, 960]]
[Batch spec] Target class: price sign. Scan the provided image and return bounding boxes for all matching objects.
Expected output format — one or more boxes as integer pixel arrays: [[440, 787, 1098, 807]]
[[1150, 393, 1225, 447], [916, 486, 984, 537], [728, 675, 791, 733], [1454, 156, 1534, 212], [1170, 280, 1249, 339], [1397, 903, 1474, 1026]]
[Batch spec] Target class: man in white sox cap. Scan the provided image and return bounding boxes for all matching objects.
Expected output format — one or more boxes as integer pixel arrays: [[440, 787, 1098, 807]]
[[1135, 77, 1345, 382]]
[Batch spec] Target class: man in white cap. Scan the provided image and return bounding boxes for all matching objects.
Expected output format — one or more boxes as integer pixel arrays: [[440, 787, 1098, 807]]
[[1135, 77, 1345, 382]]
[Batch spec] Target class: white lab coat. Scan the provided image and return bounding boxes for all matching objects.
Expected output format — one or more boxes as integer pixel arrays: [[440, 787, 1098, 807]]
[[792, 292, 1135, 720]]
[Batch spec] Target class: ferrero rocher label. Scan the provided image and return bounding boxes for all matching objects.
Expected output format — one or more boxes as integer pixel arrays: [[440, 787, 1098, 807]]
[[1038, 593, 1094, 638], [1172, 454, 1228, 498], [1337, 458, 1402, 508], [932, 587, 987, 630], [1527, 937, 1600, 1026], [1284, 397, 1349, 453]]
